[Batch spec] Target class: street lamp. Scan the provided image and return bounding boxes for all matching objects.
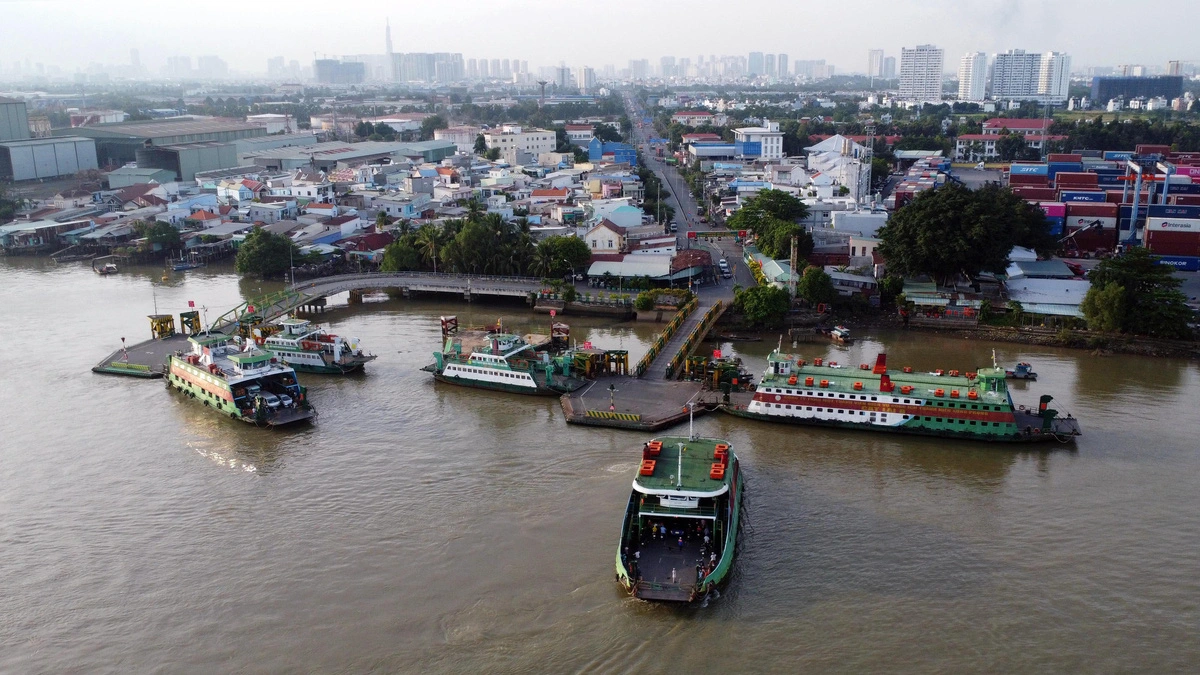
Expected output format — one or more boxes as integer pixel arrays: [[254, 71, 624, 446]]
[[608, 383, 617, 412]]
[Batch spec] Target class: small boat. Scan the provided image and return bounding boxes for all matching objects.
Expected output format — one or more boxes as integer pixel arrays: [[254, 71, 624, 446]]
[[94, 263, 119, 275], [829, 325, 852, 344], [261, 318, 376, 374], [422, 328, 585, 396], [172, 261, 205, 271], [615, 436, 743, 602], [1005, 362, 1038, 380], [165, 334, 315, 426]]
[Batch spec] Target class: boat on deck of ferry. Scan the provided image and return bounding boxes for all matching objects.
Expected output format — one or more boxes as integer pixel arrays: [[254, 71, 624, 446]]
[[615, 436, 743, 602], [261, 318, 376, 374], [165, 334, 315, 426], [724, 351, 1081, 442], [422, 322, 585, 396]]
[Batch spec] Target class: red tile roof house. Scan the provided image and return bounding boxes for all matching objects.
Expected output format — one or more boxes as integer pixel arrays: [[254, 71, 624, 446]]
[[530, 188, 572, 204]]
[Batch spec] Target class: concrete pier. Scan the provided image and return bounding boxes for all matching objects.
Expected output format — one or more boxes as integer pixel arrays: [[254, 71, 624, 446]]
[[92, 334, 192, 378]]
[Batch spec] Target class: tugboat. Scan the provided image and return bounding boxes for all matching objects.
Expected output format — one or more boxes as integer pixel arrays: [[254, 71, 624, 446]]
[[165, 334, 315, 426], [615, 435, 743, 602], [422, 319, 585, 396], [1005, 362, 1038, 381], [723, 349, 1080, 442], [261, 318, 376, 374]]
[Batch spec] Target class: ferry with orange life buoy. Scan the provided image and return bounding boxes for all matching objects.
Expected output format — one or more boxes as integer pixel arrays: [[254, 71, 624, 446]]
[[165, 334, 315, 426], [722, 349, 1081, 442]]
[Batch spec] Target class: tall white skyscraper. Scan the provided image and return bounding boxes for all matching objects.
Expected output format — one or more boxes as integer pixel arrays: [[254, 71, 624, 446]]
[[748, 52, 765, 76], [992, 49, 1042, 100], [883, 57, 896, 79], [778, 53, 788, 77], [868, 49, 884, 78], [899, 44, 944, 100], [957, 52, 988, 101], [1038, 52, 1072, 103]]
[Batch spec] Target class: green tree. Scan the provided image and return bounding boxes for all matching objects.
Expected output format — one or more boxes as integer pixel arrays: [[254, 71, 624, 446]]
[[415, 225, 441, 273], [134, 220, 182, 251], [0, 184, 23, 223], [379, 235, 422, 271], [877, 182, 1056, 285], [593, 124, 622, 143], [375, 211, 389, 229], [354, 121, 374, 138], [549, 235, 591, 275], [1082, 247, 1193, 338], [734, 285, 791, 327], [796, 266, 836, 305], [235, 228, 297, 278], [420, 114, 448, 140], [485, 147, 501, 161], [726, 189, 812, 258], [474, 134, 488, 155]]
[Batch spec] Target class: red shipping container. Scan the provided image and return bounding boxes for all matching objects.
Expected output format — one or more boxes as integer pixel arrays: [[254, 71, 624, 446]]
[[1009, 174, 1049, 186], [1013, 187, 1058, 200], [1066, 202, 1119, 218], [1048, 153, 1083, 163], [1106, 190, 1126, 204], [1145, 230, 1200, 257], [1136, 144, 1171, 155], [1172, 195, 1200, 206], [1067, 227, 1119, 252], [1169, 152, 1200, 163], [1054, 172, 1100, 188]]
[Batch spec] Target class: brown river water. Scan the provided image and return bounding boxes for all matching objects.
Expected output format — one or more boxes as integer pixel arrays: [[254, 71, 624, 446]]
[[2, 257, 1199, 673]]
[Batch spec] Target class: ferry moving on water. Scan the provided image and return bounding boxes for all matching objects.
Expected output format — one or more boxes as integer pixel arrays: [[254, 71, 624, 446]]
[[260, 318, 376, 374], [725, 351, 1081, 442], [165, 334, 315, 426], [616, 436, 743, 602]]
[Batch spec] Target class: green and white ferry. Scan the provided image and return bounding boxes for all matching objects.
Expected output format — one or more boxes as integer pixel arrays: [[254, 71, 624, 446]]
[[166, 334, 315, 426], [423, 331, 585, 396], [616, 435, 743, 602], [261, 318, 376, 374]]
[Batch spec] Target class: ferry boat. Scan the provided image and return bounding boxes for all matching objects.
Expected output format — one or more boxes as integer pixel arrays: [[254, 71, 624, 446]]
[[423, 330, 585, 396], [615, 436, 743, 602], [261, 318, 376, 374], [165, 334, 315, 426], [724, 351, 1081, 442]]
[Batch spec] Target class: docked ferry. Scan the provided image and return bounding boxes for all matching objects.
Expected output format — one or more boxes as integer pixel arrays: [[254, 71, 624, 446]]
[[423, 331, 585, 396], [724, 352, 1081, 442], [165, 334, 315, 426], [261, 318, 376, 374], [615, 436, 743, 602]]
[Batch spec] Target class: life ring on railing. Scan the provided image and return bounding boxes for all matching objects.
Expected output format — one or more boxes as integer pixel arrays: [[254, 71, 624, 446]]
[[816, 303, 827, 313]]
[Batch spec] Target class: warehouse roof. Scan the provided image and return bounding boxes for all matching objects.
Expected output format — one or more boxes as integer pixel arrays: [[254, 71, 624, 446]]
[[60, 117, 262, 140]]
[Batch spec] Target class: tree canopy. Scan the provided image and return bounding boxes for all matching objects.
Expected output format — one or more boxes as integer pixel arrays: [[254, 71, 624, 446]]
[[235, 228, 297, 278], [727, 189, 813, 259], [420, 114, 448, 141], [876, 183, 1057, 284], [734, 285, 791, 327], [1081, 247, 1193, 339], [796, 266, 835, 305], [133, 220, 182, 251]]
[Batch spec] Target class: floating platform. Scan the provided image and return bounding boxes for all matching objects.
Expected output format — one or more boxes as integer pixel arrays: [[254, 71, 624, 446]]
[[91, 334, 192, 378], [560, 377, 712, 432]]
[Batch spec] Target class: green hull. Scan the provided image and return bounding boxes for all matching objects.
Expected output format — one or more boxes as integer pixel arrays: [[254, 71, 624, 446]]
[[166, 356, 315, 427], [722, 405, 1063, 443]]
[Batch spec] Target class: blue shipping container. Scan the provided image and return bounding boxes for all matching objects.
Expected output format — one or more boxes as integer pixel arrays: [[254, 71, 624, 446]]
[[1147, 204, 1200, 219], [1154, 255, 1200, 272], [1060, 191, 1107, 203], [1168, 183, 1200, 195], [1010, 164, 1049, 176], [1047, 217, 1065, 236], [1103, 151, 1134, 161]]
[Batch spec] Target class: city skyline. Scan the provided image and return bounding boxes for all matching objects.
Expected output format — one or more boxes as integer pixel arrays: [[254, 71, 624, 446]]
[[2, 0, 1199, 78]]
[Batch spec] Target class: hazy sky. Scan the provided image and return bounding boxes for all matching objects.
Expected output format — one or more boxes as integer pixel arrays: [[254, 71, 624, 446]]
[[3, 0, 1199, 75]]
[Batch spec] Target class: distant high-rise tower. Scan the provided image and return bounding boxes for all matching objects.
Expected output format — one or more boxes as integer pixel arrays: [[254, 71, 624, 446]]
[[882, 56, 896, 79], [868, 49, 884, 78], [385, 19, 395, 80], [1167, 60, 1183, 76], [957, 52, 987, 101], [991, 49, 1042, 100], [748, 52, 765, 76], [899, 44, 944, 100], [1037, 52, 1071, 103], [778, 53, 788, 77], [764, 54, 776, 77]]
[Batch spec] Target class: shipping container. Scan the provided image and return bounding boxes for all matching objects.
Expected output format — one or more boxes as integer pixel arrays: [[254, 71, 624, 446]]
[[1066, 202, 1119, 218], [1102, 151, 1134, 161], [1171, 195, 1200, 206], [1066, 226, 1119, 252], [1147, 204, 1200, 219], [1168, 151, 1200, 163], [1046, 217, 1065, 237], [1153, 254, 1200, 272], [1067, 215, 1118, 230], [1037, 202, 1066, 218], [1174, 166, 1200, 179], [1013, 186, 1058, 200], [1054, 172, 1100, 188], [1167, 183, 1200, 195], [1009, 163, 1049, 176], [1060, 190, 1107, 203], [1047, 153, 1083, 163], [1145, 230, 1200, 257], [1009, 174, 1050, 187], [1146, 216, 1200, 232], [1135, 144, 1171, 156]]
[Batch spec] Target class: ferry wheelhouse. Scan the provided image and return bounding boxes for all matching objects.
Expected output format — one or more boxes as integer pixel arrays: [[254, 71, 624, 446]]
[[424, 331, 584, 396], [615, 436, 743, 602], [165, 334, 315, 426], [725, 352, 1080, 442], [261, 318, 376, 374]]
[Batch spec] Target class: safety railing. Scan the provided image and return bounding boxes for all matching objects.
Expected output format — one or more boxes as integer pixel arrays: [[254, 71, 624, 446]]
[[633, 297, 698, 378], [665, 300, 725, 379]]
